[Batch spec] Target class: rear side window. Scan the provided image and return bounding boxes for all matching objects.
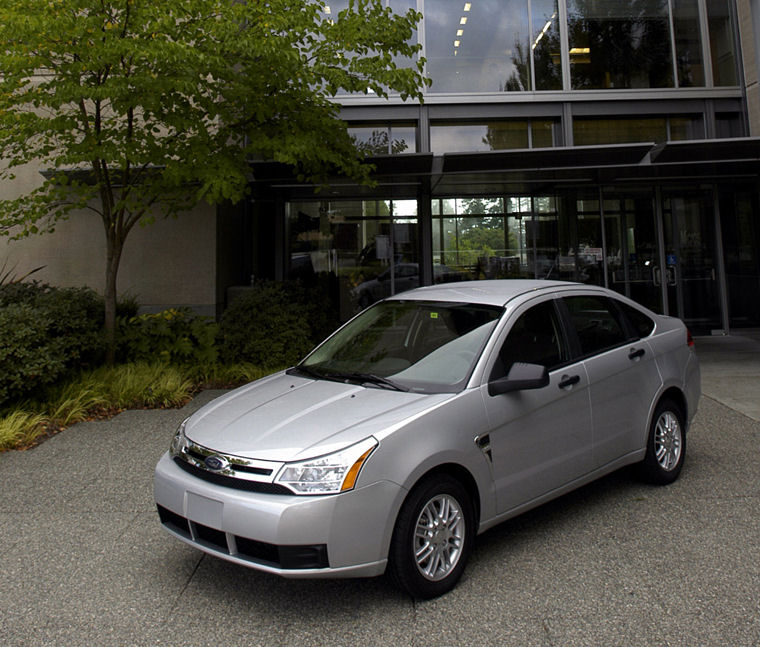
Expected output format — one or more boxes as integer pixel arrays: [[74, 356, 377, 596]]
[[563, 295, 628, 356], [617, 301, 655, 339]]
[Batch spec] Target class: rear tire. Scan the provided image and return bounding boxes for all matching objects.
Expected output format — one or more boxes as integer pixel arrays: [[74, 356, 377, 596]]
[[388, 475, 475, 599], [638, 398, 686, 485]]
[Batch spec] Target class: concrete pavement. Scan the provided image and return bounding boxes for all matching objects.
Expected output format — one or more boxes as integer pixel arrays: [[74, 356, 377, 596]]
[[1, 336, 759, 647], [695, 330, 760, 421]]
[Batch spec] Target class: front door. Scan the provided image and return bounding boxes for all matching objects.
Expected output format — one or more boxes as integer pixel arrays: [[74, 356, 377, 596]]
[[481, 297, 593, 514]]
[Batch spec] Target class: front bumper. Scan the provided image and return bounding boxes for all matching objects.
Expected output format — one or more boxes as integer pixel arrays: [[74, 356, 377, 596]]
[[153, 452, 404, 578]]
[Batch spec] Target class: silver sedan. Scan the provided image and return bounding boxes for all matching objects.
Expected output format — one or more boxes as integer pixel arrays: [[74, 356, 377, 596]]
[[154, 280, 700, 598]]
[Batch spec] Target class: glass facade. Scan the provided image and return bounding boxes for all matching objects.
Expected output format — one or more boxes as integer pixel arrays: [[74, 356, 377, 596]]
[[707, 0, 739, 85], [430, 119, 557, 153], [573, 115, 704, 145], [415, 0, 738, 93], [673, 0, 705, 86], [287, 200, 420, 317], [348, 124, 417, 154], [425, 0, 532, 92], [567, 0, 674, 89], [263, 2, 756, 334]]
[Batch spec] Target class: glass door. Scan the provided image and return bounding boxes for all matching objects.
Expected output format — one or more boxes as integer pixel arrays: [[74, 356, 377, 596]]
[[603, 192, 663, 314], [287, 199, 419, 319], [662, 193, 721, 333]]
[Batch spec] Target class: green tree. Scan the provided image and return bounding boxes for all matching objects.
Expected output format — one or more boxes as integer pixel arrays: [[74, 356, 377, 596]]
[[0, 0, 427, 362]]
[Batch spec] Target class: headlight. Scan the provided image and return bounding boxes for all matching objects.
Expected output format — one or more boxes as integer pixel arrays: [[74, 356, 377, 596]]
[[169, 418, 190, 457], [275, 437, 378, 495]]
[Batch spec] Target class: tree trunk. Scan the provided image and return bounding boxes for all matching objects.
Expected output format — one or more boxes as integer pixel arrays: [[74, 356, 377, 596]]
[[104, 229, 124, 366]]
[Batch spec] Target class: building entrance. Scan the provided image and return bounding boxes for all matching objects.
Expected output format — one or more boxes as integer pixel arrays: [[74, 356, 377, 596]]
[[662, 192, 722, 333], [283, 187, 734, 332]]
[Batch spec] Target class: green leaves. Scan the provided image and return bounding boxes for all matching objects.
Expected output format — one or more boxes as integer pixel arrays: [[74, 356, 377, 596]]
[[0, 0, 427, 360], [0, 0, 426, 238]]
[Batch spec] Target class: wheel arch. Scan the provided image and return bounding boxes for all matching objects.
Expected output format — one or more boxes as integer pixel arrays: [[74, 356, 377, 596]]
[[656, 387, 689, 431], [405, 462, 482, 529]]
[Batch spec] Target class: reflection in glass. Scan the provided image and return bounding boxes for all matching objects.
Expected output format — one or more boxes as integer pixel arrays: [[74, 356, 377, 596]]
[[321, 0, 420, 95], [669, 116, 705, 140], [300, 299, 503, 393], [719, 188, 760, 327], [567, 0, 674, 89], [602, 192, 662, 313], [532, 120, 557, 147], [287, 200, 419, 318], [348, 124, 417, 155], [430, 120, 557, 153], [574, 117, 668, 145], [425, 0, 531, 92], [574, 116, 705, 145], [672, 0, 705, 86], [707, 0, 738, 86], [531, 0, 563, 89], [431, 196, 563, 282]]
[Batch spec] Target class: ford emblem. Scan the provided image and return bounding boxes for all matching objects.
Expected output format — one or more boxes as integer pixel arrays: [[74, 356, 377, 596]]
[[204, 455, 229, 472]]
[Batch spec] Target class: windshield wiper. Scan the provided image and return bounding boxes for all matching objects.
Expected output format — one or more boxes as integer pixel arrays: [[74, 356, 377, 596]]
[[287, 365, 325, 380], [289, 366, 409, 392], [327, 371, 410, 392]]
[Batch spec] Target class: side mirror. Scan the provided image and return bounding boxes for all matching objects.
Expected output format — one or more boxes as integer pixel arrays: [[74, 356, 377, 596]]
[[488, 362, 549, 396]]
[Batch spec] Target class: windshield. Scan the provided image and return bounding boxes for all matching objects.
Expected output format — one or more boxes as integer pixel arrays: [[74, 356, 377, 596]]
[[295, 300, 504, 393]]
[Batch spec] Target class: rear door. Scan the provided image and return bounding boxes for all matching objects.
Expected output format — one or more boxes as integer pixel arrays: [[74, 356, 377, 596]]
[[482, 296, 593, 514], [560, 294, 662, 468]]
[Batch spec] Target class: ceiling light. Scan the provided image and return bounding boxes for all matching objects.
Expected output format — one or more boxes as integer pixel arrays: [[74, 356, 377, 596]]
[[569, 47, 590, 54], [454, 40, 460, 47], [464, 2, 471, 10], [460, 16, 467, 25], [457, 29, 464, 36]]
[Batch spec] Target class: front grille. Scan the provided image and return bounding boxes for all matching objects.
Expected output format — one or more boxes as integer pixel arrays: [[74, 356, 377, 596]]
[[173, 458, 292, 495], [195, 522, 227, 552], [158, 505, 191, 539], [157, 505, 329, 569], [187, 448, 273, 476]]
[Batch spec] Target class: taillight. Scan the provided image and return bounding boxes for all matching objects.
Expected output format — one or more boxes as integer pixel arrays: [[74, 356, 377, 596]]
[[687, 328, 695, 348]]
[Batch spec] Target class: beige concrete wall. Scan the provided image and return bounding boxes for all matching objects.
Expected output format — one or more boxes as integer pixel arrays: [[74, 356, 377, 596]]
[[1, 180, 219, 316], [739, 0, 760, 135]]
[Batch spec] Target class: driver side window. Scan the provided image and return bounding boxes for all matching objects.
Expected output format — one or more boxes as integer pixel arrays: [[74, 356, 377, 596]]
[[490, 300, 567, 381]]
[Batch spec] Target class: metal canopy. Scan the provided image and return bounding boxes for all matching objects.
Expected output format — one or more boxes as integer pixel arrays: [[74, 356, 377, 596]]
[[649, 137, 760, 165], [442, 142, 655, 174], [248, 138, 760, 198]]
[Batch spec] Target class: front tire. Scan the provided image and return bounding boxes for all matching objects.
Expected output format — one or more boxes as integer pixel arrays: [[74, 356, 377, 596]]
[[388, 474, 475, 599], [638, 398, 686, 485]]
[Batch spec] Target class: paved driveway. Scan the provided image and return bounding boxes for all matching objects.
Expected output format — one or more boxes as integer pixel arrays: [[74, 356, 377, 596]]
[[2, 365, 759, 646]]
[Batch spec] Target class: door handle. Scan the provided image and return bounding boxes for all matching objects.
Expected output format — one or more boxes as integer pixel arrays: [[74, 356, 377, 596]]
[[628, 348, 645, 360], [559, 374, 580, 389]]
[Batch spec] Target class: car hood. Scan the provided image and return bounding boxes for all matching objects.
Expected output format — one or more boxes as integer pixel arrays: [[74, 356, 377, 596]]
[[184, 371, 454, 462]]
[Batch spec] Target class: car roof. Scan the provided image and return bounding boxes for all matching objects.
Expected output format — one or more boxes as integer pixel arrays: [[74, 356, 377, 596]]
[[387, 279, 588, 307]]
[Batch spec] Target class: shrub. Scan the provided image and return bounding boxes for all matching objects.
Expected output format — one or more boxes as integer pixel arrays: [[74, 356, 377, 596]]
[[0, 303, 66, 404], [218, 280, 323, 368], [90, 362, 194, 409], [117, 308, 218, 365], [0, 410, 47, 451], [0, 282, 105, 405]]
